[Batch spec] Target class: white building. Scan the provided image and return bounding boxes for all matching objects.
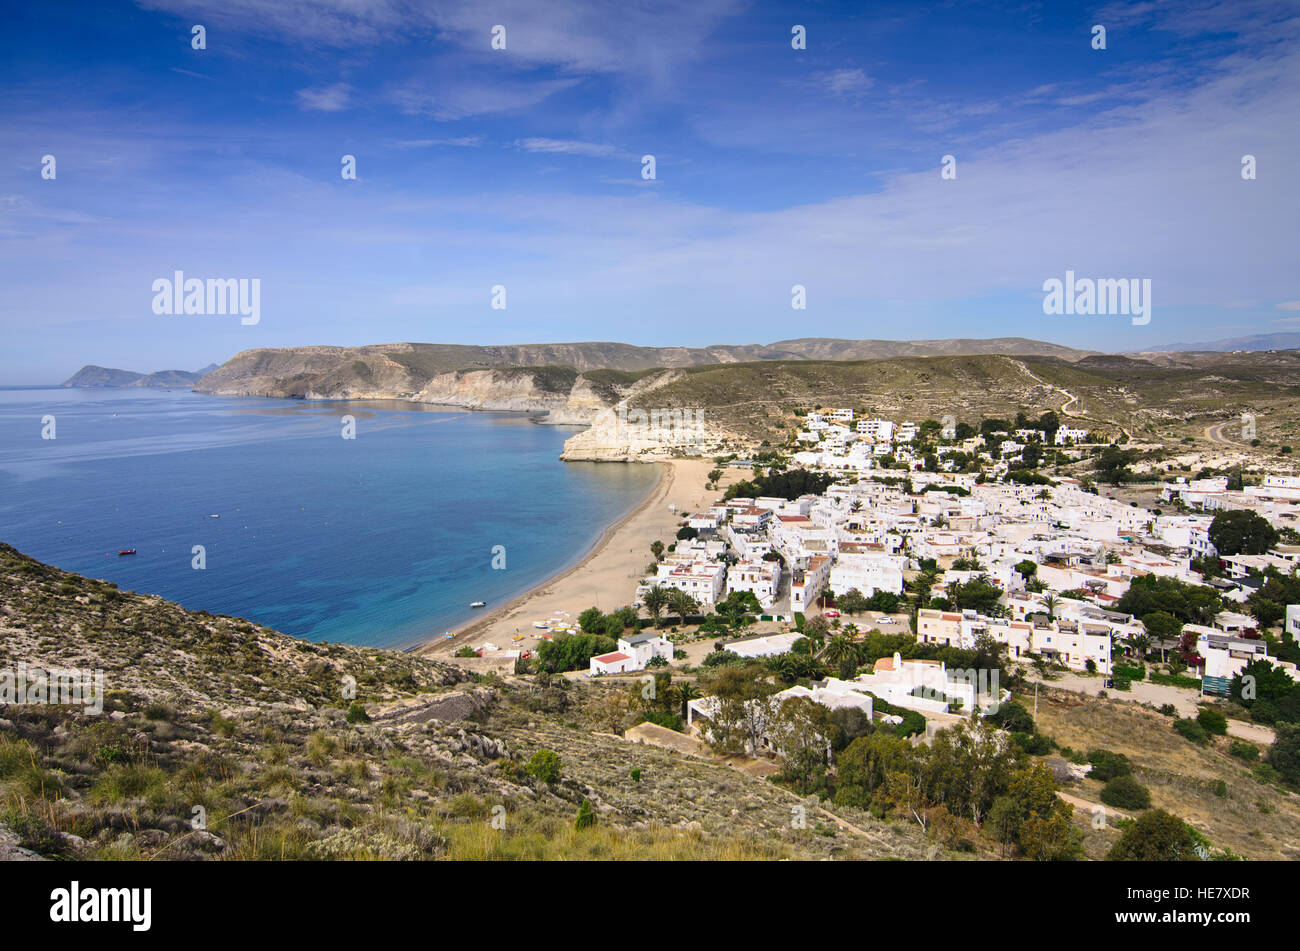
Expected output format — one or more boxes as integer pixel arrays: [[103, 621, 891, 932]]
[[589, 631, 674, 675], [724, 632, 804, 658], [1054, 427, 1090, 445], [725, 558, 782, 608], [651, 560, 726, 605]]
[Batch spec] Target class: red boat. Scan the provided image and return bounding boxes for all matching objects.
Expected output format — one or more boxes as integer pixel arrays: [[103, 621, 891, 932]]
[[117, 549, 136, 556]]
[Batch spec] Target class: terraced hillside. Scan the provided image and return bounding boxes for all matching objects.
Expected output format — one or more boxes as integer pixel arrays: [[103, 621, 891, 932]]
[[0, 544, 939, 861]]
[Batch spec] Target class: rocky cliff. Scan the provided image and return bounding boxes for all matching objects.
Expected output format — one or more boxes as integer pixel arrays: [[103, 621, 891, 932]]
[[194, 343, 741, 457]]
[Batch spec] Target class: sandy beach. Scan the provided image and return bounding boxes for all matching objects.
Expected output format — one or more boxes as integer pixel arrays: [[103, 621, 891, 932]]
[[417, 458, 728, 658]]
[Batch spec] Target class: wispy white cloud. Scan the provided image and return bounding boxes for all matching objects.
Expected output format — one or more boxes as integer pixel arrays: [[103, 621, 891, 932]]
[[387, 136, 485, 150], [387, 77, 580, 120], [514, 138, 619, 158], [296, 82, 353, 111]]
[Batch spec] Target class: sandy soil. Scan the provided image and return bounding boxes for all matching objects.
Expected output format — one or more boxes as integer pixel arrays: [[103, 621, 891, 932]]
[[417, 458, 726, 658]]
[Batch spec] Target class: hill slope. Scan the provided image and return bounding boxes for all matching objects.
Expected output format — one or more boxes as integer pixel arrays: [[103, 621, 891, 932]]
[[62, 364, 213, 389], [0, 543, 937, 861]]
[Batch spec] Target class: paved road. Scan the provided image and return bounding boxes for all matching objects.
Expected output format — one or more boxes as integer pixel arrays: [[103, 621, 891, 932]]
[[1204, 419, 1243, 446]]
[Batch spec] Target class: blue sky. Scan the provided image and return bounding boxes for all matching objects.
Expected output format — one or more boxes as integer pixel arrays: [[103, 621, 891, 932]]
[[2, 0, 1298, 383]]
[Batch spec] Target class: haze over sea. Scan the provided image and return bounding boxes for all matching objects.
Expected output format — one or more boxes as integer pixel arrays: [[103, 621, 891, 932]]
[[0, 388, 660, 649]]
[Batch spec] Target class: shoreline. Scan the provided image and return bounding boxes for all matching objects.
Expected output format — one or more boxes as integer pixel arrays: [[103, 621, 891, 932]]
[[418, 460, 671, 653], [416, 457, 721, 659]]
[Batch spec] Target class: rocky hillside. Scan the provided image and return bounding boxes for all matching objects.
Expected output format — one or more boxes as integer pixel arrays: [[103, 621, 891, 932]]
[[190, 342, 1300, 459], [62, 364, 216, 389], [0, 544, 941, 861]]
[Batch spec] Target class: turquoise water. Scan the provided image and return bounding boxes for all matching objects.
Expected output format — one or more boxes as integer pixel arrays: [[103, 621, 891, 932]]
[[0, 388, 659, 649]]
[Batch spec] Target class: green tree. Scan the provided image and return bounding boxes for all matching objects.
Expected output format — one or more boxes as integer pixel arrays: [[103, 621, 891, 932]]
[[667, 589, 699, 622], [836, 587, 869, 615], [675, 682, 700, 722], [578, 606, 605, 634], [1106, 809, 1202, 861], [1100, 774, 1152, 810], [1116, 575, 1222, 626], [1095, 445, 1137, 486], [773, 695, 832, 794], [1268, 723, 1300, 785], [1209, 509, 1279, 556], [1087, 749, 1132, 782], [949, 575, 1003, 615], [642, 585, 669, 625], [833, 731, 912, 811], [1003, 762, 1082, 861], [822, 633, 857, 668], [524, 749, 563, 785], [1196, 708, 1228, 736]]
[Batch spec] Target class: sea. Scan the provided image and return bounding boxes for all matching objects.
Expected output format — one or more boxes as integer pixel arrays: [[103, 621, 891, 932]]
[[0, 387, 660, 650]]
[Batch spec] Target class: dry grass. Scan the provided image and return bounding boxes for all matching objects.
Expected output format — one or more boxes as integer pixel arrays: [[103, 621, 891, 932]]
[[1032, 688, 1300, 860]]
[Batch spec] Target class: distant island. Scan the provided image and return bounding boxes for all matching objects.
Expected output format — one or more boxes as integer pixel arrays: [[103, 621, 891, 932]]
[[61, 363, 220, 389]]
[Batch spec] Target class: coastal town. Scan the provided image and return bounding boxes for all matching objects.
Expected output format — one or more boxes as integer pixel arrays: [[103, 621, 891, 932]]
[[439, 404, 1300, 859]]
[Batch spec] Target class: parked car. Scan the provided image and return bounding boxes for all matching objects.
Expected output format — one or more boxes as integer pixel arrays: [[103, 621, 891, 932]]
[[824, 609, 841, 618]]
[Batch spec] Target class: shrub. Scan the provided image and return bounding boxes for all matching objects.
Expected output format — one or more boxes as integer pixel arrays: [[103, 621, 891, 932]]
[[210, 712, 238, 737], [641, 711, 683, 732], [1012, 732, 1053, 756], [1229, 741, 1259, 762], [575, 800, 596, 830], [1157, 703, 1178, 717], [985, 699, 1034, 734], [524, 749, 562, 785], [1196, 708, 1228, 736], [1267, 723, 1300, 786], [1211, 779, 1228, 798], [630, 768, 641, 782], [346, 701, 371, 724], [1100, 774, 1152, 810], [1087, 749, 1133, 783], [1173, 717, 1209, 746], [1107, 809, 1201, 860], [1150, 673, 1201, 689], [142, 703, 173, 721]]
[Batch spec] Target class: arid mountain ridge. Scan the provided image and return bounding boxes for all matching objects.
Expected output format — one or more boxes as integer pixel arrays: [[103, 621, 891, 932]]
[[59, 338, 1300, 461]]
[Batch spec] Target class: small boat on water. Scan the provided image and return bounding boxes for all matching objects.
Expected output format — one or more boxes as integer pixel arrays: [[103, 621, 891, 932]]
[[117, 549, 136, 556], [470, 601, 487, 609]]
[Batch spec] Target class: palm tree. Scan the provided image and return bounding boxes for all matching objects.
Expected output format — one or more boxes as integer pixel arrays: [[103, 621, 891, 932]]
[[667, 590, 699, 623], [643, 586, 669, 626], [822, 634, 856, 667], [1042, 593, 1059, 620], [676, 682, 700, 721]]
